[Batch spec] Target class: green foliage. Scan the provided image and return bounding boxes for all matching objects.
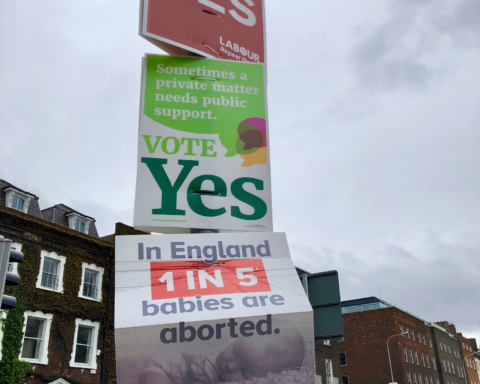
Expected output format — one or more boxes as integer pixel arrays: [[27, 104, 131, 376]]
[[0, 299, 33, 384]]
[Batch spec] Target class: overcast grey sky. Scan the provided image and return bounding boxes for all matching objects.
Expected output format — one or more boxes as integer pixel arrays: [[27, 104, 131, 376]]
[[1, 1, 479, 340]]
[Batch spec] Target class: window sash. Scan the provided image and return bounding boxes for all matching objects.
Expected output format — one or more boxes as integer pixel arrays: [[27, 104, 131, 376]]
[[75, 219, 85, 232], [82, 269, 98, 299], [21, 317, 46, 361], [12, 195, 25, 211], [74, 326, 94, 365], [41, 258, 59, 290], [325, 359, 333, 376]]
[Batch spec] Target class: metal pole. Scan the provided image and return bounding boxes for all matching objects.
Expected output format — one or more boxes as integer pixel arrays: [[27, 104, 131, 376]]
[[387, 332, 408, 383]]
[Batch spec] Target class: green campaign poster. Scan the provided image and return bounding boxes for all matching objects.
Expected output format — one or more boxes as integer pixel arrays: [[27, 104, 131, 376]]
[[134, 55, 272, 232]]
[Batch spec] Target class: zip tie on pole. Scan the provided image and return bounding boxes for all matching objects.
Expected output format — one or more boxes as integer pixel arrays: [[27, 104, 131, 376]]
[[202, 44, 221, 58]]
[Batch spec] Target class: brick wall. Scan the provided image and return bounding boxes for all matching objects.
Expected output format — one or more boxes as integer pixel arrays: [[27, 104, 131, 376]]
[[340, 307, 440, 384]]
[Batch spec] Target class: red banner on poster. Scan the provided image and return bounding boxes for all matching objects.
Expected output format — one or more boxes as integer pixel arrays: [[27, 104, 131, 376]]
[[150, 259, 271, 299]]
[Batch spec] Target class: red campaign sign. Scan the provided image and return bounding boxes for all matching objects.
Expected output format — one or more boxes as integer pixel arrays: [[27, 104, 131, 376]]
[[150, 259, 271, 300], [140, 0, 265, 63]]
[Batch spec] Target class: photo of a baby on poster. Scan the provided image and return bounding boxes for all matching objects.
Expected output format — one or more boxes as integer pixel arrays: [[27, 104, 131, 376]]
[[115, 313, 315, 384]]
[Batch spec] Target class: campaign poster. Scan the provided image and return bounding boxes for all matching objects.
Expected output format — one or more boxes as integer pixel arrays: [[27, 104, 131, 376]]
[[139, 0, 266, 64], [115, 232, 315, 384], [133, 55, 272, 233]]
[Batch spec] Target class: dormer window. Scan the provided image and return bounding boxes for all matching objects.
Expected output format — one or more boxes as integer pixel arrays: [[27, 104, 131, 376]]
[[75, 219, 86, 232], [4, 187, 33, 214], [12, 195, 25, 211], [66, 213, 92, 234]]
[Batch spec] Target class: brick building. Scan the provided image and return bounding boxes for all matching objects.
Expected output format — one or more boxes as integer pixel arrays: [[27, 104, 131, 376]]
[[426, 321, 467, 384], [340, 297, 442, 384], [0, 180, 115, 384]]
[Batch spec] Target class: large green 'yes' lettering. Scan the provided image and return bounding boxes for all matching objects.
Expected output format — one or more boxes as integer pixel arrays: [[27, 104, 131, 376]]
[[141, 158, 267, 220]]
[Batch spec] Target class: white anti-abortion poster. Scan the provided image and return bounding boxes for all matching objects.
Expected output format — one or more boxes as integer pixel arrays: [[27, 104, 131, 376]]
[[115, 232, 315, 384]]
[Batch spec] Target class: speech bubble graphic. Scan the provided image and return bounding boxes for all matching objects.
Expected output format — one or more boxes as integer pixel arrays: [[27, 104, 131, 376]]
[[143, 55, 266, 159], [236, 117, 267, 167]]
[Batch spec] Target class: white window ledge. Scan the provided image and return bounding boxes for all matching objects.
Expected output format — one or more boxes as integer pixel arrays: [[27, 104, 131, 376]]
[[36, 250, 66, 293]]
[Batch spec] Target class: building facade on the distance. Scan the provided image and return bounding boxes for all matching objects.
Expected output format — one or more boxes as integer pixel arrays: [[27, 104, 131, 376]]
[[426, 321, 467, 384], [339, 297, 469, 384], [0, 179, 115, 384], [434, 321, 480, 384]]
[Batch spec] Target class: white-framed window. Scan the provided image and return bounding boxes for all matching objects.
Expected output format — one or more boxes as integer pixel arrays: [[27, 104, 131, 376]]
[[36, 251, 66, 293], [424, 375, 428, 384], [400, 325, 404, 335], [410, 349, 414, 363], [422, 353, 426, 367], [422, 335, 426, 345], [412, 330, 416, 341], [432, 357, 436, 370], [78, 263, 104, 302], [404, 346, 409, 362], [440, 343, 443, 351], [448, 361, 451, 373], [418, 373, 423, 384], [436, 380, 440, 384], [7, 242, 22, 273], [429, 339, 433, 348], [429, 377, 433, 384], [417, 332, 421, 343], [406, 327, 410, 339], [407, 372, 412, 384], [19, 311, 53, 365], [448, 345, 451, 353], [325, 359, 333, 379], [4, 188, 33, 214], [340, 351, 347, 366], [70, 319, 100, 369], [323, 340, 331, 346], [66, 213, 92, 234], [413, 372, 418, 384], [415, 350, 420, 365], [426, 355, 430, 368]]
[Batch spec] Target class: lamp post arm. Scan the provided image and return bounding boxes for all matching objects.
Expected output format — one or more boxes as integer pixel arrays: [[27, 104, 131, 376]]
[[387, 332, 407, 384]]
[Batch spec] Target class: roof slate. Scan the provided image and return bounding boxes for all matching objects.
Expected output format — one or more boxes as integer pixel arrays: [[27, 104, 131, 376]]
[[41, 204, 98, 237]]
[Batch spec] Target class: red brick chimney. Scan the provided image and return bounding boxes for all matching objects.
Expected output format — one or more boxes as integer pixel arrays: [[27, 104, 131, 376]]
[[449, 323, 457, 335]]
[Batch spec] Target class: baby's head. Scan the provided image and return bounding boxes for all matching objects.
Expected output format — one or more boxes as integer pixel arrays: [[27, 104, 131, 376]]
[[216, 323, 305, 382]]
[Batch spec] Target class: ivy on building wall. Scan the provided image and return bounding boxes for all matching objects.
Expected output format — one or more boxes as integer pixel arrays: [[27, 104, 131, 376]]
[[0, 298, 32, 384], [0, 208, 149, 384]]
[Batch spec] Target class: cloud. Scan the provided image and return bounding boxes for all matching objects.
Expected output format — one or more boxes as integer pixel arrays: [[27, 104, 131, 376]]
[[350, 0, 480, 91]]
